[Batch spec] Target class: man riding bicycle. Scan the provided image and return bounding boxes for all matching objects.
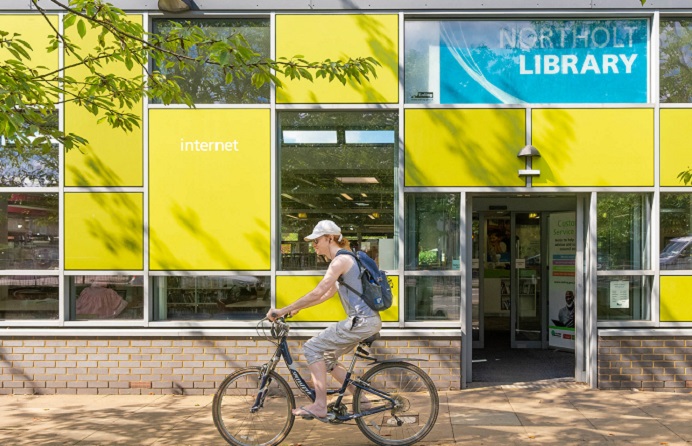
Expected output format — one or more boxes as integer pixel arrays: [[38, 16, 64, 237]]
[[266, 220, 381, 421]]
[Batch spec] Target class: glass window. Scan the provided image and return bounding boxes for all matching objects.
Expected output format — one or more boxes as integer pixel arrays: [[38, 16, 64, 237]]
[[0, 112, 59, 187], [153, 276, 270, 321], [660, 193, 692, 270], [405, 193, 460, 270], [660, 19, 692, 103], [0, 193, 59, 270], [279, 111, 398, 271], [69, 276, 143, 320], [151, 18, 270, 104], [405, 276, 460, 321], [596, 275, 652, 321], [597, 193, 651, 271], [405, 19, 648, 105], [0, 275, 58, 320]]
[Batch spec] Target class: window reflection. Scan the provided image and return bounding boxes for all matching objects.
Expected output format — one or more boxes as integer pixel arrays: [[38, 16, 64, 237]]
[[0, 112, 59, 187], [405, 194, 460, 270], [597, 193, 651, 271], [405, 276, 460, 321], [151, 18, 270, 104], [0, 193, 59, 270], [279, 111, 398, 271], [70, 276, 143, 320], [0, 275, 58, 320], [153, 276, 270, 320], [660, 193, 692, 270], [660, 19, 692, 103]]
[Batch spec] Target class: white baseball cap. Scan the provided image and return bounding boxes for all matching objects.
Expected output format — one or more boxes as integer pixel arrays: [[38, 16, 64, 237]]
[[304, 220, 342, 241]]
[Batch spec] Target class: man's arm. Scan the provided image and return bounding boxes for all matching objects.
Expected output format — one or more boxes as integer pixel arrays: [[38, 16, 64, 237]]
[[269, 255, 353, 318]]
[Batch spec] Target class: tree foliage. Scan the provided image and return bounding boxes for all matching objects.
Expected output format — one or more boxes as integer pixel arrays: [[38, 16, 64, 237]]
[[0, 0, 380, 164]]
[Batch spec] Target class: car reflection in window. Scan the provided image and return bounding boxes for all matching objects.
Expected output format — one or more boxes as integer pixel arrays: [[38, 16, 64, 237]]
[[660, 236, 692, 270]]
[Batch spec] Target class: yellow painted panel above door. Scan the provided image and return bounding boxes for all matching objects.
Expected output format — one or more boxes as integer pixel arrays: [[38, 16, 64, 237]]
[[65, 193, 143, 270], [276, 275, 399, 322], [660, 109, 692, 187], [276, 14, 398, 104], [64, 15, 143, 187], [532, 109, 654, 187], [149, 109, 271, 271], [405, 109, 526, 187], [660, 276, 692, 322]]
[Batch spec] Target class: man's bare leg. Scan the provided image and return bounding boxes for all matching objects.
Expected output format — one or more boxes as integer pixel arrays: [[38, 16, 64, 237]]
[[330, 363, 371, 409], [292, 360, 328, 418]]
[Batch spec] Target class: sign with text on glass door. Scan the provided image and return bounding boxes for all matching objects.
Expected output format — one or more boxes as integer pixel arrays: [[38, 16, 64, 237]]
[[548, 212, 576, 350]]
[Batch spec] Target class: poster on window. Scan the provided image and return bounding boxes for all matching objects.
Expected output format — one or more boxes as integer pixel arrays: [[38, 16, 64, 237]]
[[548, 212, 576, 350], [406, 19, 648, 104]]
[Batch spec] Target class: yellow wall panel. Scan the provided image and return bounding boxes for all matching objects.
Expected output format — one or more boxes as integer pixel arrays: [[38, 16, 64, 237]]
[[149, 109, 271, 271], [660, 109, 692, 187], [276, 275, 399, 322], [532, 109, 654, 187], [276, 14, 398, 104], [405, 109, 526, 187], [0, 15, 59, 72], [65, 193, 143, 270], [64, 15, 143, 187], [660, 276, 692, 322]]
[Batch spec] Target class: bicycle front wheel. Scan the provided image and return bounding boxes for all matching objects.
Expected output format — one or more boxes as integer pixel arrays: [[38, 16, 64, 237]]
[[353, 362, 439, 446], [212, 367, 295, 446]]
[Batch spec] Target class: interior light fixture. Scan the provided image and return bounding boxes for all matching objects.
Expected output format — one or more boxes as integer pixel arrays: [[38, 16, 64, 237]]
[[340, 193, 354, 201], [336, 177, 379, 184]]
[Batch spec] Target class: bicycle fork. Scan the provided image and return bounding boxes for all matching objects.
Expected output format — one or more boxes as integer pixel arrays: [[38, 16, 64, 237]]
[[250, 347, 283, 413]]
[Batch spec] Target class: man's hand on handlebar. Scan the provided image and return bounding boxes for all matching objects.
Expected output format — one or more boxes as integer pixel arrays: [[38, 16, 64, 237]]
[[266, 308, 299, 322]]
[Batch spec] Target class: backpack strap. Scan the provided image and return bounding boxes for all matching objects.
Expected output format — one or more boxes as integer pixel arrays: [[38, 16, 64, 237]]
[[335, 249, 364, 298]]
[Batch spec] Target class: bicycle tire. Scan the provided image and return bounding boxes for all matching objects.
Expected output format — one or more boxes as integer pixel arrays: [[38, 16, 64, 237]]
[[353, 362, 439, 446], [212, 367, 295, 446]]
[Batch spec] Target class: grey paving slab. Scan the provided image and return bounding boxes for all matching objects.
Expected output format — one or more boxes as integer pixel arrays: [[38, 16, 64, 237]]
[[1, 386, 692, 446]]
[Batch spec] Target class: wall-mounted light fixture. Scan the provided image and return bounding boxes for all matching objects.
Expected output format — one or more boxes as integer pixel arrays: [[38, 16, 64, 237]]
[[517, 144, 541, 186]]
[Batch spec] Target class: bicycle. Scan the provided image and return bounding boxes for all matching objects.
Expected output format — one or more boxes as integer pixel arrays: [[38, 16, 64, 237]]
[[212, 317, 439, 446]]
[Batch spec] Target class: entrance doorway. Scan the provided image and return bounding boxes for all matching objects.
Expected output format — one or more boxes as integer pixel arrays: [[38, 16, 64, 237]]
[[469, 196, 579, 384]]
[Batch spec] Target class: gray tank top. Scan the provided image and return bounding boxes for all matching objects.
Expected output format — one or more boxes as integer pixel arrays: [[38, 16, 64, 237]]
[[337, 254, 379, 318]]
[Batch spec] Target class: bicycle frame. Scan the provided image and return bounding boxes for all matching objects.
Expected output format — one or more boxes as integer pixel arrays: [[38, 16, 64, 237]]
[[252, 323, 396, 422]]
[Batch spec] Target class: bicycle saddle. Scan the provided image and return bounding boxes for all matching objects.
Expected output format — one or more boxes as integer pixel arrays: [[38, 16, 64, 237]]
[[360, 333, 380, 347]]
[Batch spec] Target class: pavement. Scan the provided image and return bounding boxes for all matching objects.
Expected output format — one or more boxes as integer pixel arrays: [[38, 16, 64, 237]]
[[1, 380, 692, 445]]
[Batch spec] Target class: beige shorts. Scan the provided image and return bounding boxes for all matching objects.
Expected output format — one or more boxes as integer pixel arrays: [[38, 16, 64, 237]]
[[303, 315, 381, 371]]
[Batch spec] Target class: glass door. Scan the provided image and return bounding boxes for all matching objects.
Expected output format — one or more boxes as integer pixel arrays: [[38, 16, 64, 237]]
[[511, 212, 544, 348]]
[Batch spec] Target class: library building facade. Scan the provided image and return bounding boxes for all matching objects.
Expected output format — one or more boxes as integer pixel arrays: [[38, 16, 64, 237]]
[[1, 0, 692, 394]]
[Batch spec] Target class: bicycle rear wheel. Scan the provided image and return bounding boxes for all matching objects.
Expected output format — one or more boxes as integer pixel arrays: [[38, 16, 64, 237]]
[[212, 367, 295, 446], [353, 362, 439, 446]]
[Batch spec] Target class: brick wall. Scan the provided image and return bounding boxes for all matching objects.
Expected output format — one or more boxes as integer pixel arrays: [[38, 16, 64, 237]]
[[598, 336, 692, 392], [0, 336, 461, 395]]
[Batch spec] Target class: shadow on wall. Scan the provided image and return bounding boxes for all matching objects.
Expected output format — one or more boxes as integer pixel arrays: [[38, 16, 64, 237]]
[[66, 147, 126, 187], [149, 202, 270, 271], [403, 110, 520, 187], [81, 192, 142, 261]]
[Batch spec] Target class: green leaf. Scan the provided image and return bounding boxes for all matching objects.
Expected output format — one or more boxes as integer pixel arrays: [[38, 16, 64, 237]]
[[77, 19, 87, 38], [64, 14, 76, 28]]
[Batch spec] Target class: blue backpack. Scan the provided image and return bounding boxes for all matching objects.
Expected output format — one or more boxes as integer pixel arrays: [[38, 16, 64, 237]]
[[335, 249, 393, 312]]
